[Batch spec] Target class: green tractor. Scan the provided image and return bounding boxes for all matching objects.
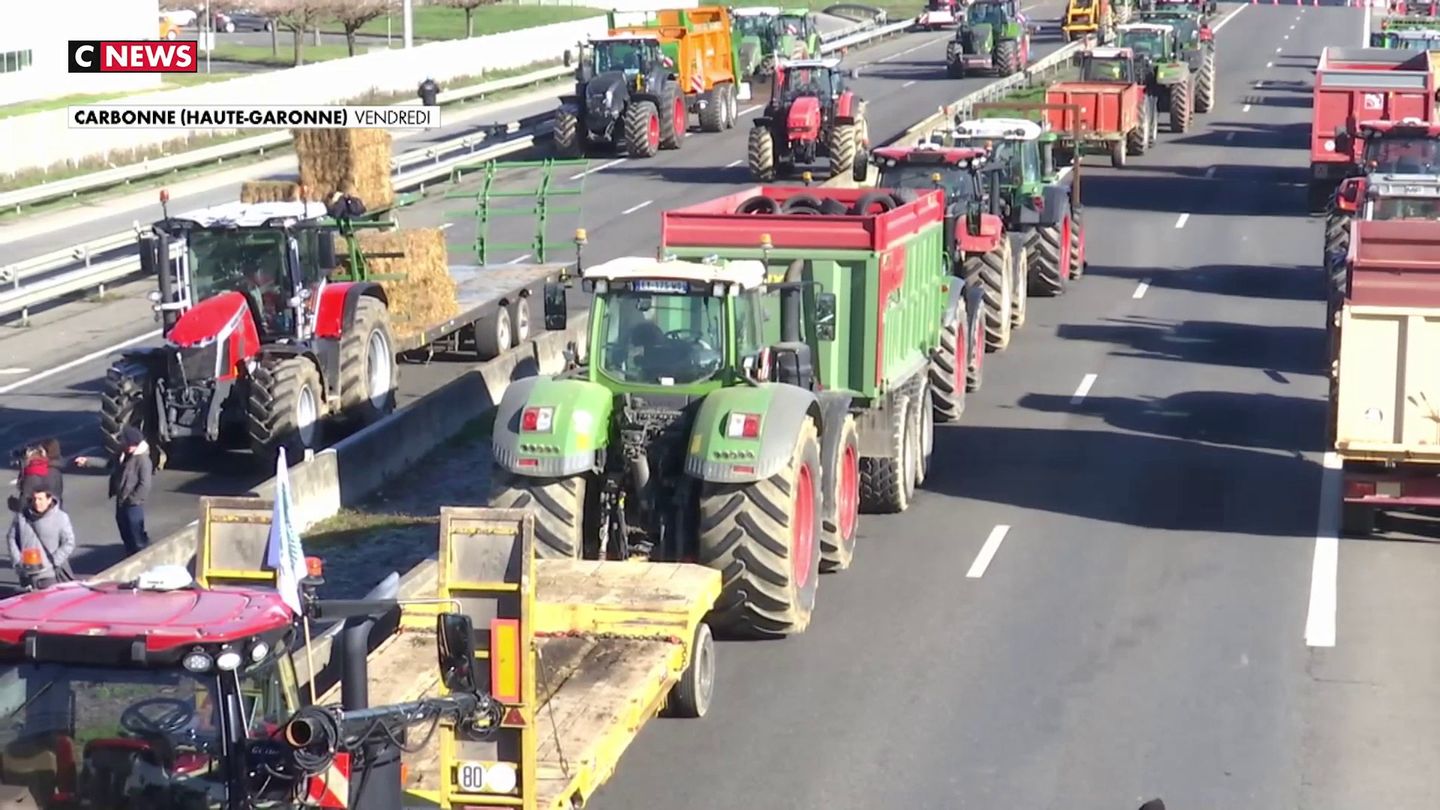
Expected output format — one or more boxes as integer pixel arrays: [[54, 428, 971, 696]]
[[1370, 20, 1440, 51], [945, 0, 1033, 78], [951, 112, 1089, 296], [732, 6, 822, 76], [1135, 6, 1216, 111], [1116, 22, 1195, 134]]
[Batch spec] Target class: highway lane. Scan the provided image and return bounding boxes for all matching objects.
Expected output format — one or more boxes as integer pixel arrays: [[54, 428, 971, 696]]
[[583, 3, 1434, 808], [0, 3, 1072, 588], [0, 12, 865, 263]]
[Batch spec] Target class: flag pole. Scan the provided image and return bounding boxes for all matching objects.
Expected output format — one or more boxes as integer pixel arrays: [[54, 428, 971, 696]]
[[302, 617, 318, 703]]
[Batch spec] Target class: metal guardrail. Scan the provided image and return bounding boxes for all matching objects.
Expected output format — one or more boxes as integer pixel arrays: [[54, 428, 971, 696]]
[[0, 65, 574, 214], [0, 17, 912, 322]]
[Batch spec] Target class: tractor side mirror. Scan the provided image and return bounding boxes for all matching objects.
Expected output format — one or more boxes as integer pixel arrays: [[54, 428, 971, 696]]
[[564, 49, 573, 67], [544, 282, 568, 330], [852, 150, 869, 183], [965, 201, 984, 235], [317, 234, 338, 270], [1334, 131, 1353, 154], [436, 613, 478, 694], [815, 293, 837, 341]]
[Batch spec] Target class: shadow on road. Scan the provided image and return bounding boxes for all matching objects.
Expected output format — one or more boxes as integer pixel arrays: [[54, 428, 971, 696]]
[[1053, 315, 1327, 376], [1098, 263, 1325, 303]]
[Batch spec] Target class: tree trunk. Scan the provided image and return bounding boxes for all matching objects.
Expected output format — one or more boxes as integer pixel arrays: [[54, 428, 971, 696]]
[[270, 22, 279, 57], [466, 8, 475, 37], [346, 29, 357, 56], [293, 26, 305, 66]]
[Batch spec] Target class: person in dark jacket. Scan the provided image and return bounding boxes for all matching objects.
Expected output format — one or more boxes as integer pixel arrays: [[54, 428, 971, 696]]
[[15, 446, 49, 510], [41, 438, 63, 505], [7, 486, 76, 590], [108, 427, 152, 555]]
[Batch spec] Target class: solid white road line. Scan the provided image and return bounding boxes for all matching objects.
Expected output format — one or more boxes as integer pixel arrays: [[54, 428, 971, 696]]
[[738, 104, 763, 116], [1070, 373, 1098, 405], [966, 525, 1010, 578], [1133, 280, 1150, 299], [0, 368, 29, 375], [505, 254, 533, 265], [569, 158, 626, 180], [622, 200, 653, 215], [0, 329, 162, 395], [1212, 4, 1246, 31], [1175, 212, 1190, 228], [1305, 452, 1344, 647]]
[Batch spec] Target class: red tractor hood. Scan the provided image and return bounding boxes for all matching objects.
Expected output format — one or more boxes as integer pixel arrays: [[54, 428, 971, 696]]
[[167, 291, 260, 349], [787, 95, 823, 141]]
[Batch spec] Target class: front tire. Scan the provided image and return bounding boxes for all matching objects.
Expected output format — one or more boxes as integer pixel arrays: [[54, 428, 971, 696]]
[[624, 100, 660, 158], [100, 357, 154, 459], [247, 357, 324, 465], [828, 122, 858, 177], [698, 418, 823, 637], [1028, 221, 1068, 297], [337, 296, 397, 429], [488, 470, 588, 559], [748, 126, 776, 181], [553, 106, 583, 158]]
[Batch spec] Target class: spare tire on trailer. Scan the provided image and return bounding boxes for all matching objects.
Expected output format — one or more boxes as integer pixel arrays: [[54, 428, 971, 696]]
[[851, 190, 897, 215], [698, 417, 823, 638], [781, 194, 826, 214], [735, 195, 781, 214]]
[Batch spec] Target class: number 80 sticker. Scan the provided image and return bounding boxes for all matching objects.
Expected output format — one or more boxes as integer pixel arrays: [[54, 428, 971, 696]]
[[455, 761, 519, 794]]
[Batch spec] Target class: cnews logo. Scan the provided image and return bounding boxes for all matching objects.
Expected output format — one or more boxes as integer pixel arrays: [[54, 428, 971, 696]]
[[68, 41, 198, 73]]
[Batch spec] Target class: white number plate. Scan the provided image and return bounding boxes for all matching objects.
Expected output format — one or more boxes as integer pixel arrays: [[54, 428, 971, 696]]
[[456, 762, 486, 792]]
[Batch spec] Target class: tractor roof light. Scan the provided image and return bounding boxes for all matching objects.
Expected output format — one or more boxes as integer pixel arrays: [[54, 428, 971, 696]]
[[760, 233, 773, 249], [215, 649, 243, 672], [182, 649, 213, 673], [575, 228, 588, 245]]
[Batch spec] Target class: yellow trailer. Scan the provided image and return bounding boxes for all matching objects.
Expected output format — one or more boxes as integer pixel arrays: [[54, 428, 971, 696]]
[[194, 499, 721, 809]]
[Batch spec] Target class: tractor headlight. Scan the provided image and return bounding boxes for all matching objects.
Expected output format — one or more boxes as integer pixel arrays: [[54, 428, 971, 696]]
[[182, 650, 213, 673]]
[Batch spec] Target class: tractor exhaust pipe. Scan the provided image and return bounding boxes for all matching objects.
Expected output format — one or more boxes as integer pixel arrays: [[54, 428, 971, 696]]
[[779, 260, 806, 343]]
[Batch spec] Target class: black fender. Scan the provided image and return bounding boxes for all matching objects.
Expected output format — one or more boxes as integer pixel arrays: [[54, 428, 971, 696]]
[[1037, 182, 1073, 227], [816, 391, 854, 524], [341, 281, 388, 333], [558, 94, 580, 106], [753, 116, 774, 128], [833, 115, 857, 126]]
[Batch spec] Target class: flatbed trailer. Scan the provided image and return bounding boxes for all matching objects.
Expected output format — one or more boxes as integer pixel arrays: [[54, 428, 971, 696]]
[[392, 263, 566, 359], [195, 501, 720, 809], [1331, 219, 1440, 535]]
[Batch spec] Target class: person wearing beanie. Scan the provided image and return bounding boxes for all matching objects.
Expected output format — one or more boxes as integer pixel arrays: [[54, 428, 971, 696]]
[[7, 486, 75, 590], [108, 426, 152, 555]]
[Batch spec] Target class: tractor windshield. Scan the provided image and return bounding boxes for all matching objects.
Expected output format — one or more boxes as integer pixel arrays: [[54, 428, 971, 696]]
[[1081, 56, 1132, 82], [1363, 135, 1440, 173], [877, 164, 981, 202], [778, 66, 832, 101], [0, 658, 292, 809], [779, 15, 805, 35], [593, 40, 654, 73], [735, 14, 777, 42], [1372, 195, 1440, 219], [968, 3, 1007, 26], [186, 228, 294, 335], [597, 288, 726, 385], [1121, 30, 1166, 58]]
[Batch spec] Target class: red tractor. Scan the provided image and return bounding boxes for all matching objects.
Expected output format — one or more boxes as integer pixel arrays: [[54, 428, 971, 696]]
[[101, 195, 399, 468], [747, 57, 868, 180]]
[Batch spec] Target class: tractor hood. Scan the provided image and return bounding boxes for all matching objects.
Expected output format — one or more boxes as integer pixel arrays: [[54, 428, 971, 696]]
[[163, 291, 262, 384], [585, 72, 629, 122], [787, 95, 823, 140], [964, 22, 995, 53]]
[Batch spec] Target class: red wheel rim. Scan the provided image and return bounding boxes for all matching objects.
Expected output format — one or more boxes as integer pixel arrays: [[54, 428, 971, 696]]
[[648, 113, 660, 149], [793, 463, 815, 589], [973, 319, 984, 374], [1060, 216, 1072, 280], [674, 98, 686, 138], [838, 443, 858, 542], [955, 326, 967, 393]]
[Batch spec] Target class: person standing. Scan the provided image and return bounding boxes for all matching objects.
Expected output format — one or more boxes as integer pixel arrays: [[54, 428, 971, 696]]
[[6, 486, 76, 590], [40, 438, 63, 506], [109, 427, 153, 555]]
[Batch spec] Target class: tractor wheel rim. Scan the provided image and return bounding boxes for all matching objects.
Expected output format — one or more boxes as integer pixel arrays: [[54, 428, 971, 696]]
[[839, 442, 859, 541], [296, 383, 318, 447], [973, 320, 984, 375], [923, 394, 934, 457], [793, 462, 815, 590], [675, 99, 686, 137], [1060, 218, 1072, 279], [695, 631, 715, 706], [497, 316, 512, 352], [648, 113, 660, 149], [366, 329, 392, 409], [956, 330, 967, 393], [515, 301, 530, 340]]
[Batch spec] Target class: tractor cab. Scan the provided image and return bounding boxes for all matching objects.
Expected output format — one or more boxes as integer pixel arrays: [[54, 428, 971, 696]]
[[949, 118, 1046, 211], [1363, 175, 1440, 220], [150, 200, 342, 343], [771, 58, 850, 109], [1137, 8, 1210, 50], [966, 0, 1014, 28], [582, 34, 671, 79], [1115, 22, 1176, 66], [1371, 26, 1440, 50], [1337, 119, 1440, 176], [868, 144, 991, 207], [1079, 46, 1139, 83], [0, 570, 301, 809]]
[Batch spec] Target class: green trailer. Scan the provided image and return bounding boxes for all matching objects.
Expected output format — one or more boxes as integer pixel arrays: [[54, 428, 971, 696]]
[[489, 186, 965, 640]]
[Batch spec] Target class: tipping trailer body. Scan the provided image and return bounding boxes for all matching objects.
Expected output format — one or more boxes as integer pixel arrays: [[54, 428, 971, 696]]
[[1308, 47, 1438, 206], [1045, 83, 1143, 138], [1331, 219, 1440, 533], [609, 6, 746, 108], [659, 185, 951, 406]]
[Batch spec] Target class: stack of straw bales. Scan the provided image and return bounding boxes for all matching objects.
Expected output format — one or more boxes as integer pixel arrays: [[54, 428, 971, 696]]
[[239, 129, 395, 210], [344, 229, 459, 340]]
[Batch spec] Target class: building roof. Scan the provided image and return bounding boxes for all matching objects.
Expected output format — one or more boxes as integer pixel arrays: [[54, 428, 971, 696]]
[[583, 256, 767, 289], [0, 582, 293, 653], [173, 200, 331, 228], [953, 117, 1044, 140]]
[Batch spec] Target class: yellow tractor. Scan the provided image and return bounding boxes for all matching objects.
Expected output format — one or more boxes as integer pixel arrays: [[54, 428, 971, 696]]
[[1063, 0, 1117, 42]]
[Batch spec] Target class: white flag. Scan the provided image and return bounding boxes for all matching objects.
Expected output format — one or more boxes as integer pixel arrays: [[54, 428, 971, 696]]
[[264, 447, 307, 615]]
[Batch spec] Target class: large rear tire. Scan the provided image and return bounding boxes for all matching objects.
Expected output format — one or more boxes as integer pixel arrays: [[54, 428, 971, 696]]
[[659, 85, 686, 150], [963, 240, 1013, 353], [247, 356, 324, 466], [819, 416, 860, 573], [995, 38, 1019, 76], [1169, 79, 1192, 133], [488, 470, 588, 559], [1068, 212, 1086, 280], [552, 106, 583, 158], [1009, 236, 1029, 330], [748, 126, 776, 181], [624, 100, 660, 158], [1028, 221, 1068, 297], [1195, 50, 1215, 113], [828, 122, 858, 177], [698, 418, 822, 637], [929, 317, 967, 422], [859, 394, 915, 514], [699, 85, 726, 132], [100, 357, 153, 459], [337, 296, 397, 429]]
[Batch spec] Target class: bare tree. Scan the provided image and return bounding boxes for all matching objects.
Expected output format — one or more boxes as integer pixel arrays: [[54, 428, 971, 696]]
[[330, 0, 392, 56], [438, 0, 502, 39], [255, 0, 334, 66]]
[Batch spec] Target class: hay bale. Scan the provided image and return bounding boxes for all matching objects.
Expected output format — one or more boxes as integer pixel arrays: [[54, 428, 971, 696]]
[[346, 229, 457, 339], [239, 180, 303, 204], [292, 129, 395, 211]]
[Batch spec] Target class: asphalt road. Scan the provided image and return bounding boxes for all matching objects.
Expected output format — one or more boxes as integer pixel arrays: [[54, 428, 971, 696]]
[[575, 4, 1440, 809], [0, 7, 1074, 586]]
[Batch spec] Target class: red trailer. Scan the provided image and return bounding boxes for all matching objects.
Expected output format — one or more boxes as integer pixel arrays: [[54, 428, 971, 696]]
[[1308, 47, 1438, 211]]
